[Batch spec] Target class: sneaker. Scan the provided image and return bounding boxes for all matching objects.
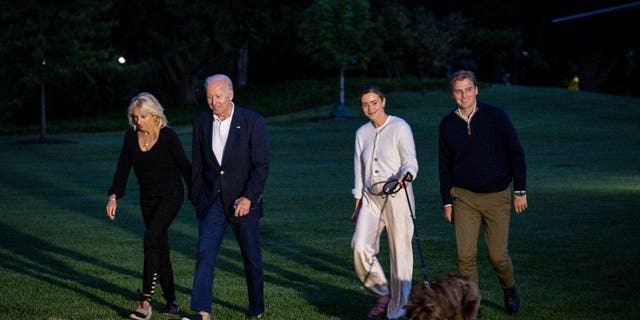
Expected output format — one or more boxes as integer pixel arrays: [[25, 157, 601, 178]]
[[503, 287, 520, 315]]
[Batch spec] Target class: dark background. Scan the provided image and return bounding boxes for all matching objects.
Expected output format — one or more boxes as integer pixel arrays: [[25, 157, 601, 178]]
[[1, 0, 637, 127]]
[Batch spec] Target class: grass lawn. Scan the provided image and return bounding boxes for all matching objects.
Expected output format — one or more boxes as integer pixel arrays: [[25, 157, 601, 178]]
[[0, 84, 639, 319]]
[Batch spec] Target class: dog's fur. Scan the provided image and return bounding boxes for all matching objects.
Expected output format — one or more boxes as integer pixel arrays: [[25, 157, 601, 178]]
[[404, 274, 480, 320]]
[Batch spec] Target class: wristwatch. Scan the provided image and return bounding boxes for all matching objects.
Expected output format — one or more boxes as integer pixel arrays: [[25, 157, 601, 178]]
[[514, 191, 526, 197]]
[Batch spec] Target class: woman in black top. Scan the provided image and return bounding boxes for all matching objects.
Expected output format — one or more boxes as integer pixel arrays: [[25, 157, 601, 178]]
[[106, 92, 191, 320]]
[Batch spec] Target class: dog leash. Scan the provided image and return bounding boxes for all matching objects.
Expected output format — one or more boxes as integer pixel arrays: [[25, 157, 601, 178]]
[[383, 173, 430, 284]]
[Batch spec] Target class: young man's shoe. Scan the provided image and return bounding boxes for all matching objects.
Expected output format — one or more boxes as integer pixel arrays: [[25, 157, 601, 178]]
[[503, 287, 521, 315]]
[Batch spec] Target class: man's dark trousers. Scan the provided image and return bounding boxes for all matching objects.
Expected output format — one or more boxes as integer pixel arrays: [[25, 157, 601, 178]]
[[190, 199, 264, 316]]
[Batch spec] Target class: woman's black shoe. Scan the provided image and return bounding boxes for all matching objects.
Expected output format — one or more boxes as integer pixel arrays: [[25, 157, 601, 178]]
[[161, 300, 180, 314]]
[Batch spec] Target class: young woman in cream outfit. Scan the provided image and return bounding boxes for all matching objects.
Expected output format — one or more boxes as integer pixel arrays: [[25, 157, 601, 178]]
[[351, 86, 418, 319]]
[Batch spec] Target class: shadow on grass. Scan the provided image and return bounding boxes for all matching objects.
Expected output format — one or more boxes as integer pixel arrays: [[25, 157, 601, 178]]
[[0, 222, 131, 316], [260, 227, 367, 319], [479, 299, 504, 314], [16, 138, 77, 144], [0, 132, 380, 319], [0, 182, 365, 319]]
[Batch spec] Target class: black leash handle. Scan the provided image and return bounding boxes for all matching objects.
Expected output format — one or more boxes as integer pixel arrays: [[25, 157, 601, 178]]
[[403, 172, 414, 182]]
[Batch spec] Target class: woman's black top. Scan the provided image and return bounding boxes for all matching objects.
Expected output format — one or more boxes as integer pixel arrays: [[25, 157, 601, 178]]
[[108, 127, 191, 199]]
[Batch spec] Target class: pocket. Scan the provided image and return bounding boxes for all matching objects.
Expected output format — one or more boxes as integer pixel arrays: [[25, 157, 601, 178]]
[[364, 191, 387, 211], [499, 188, 511, 205], [450, 186, 458, 200]]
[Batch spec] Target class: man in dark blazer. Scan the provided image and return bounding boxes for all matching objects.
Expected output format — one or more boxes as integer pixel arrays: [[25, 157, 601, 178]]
[[183, 74, 269, 320]]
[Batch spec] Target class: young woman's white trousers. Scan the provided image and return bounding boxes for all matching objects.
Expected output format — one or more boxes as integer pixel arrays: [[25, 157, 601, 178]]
[[352, 190, 414, 319]]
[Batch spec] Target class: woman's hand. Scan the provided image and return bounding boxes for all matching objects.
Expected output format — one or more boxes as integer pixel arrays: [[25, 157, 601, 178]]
[[351, 199, 362, 227], [106, 195, 117, 220], [401, 172, 414, 184], [351, 208, 360, 227]]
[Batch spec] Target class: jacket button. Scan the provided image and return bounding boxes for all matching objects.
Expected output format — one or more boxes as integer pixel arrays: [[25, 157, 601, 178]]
[[220, 170, 225, 175]]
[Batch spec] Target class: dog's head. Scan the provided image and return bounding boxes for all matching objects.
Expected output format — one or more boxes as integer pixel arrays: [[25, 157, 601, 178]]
[[404, 282, 445, 320], [404, 275, 481, 320]]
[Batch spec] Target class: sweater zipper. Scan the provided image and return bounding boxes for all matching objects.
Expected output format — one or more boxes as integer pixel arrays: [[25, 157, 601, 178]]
[[455, 107, 476, 136]]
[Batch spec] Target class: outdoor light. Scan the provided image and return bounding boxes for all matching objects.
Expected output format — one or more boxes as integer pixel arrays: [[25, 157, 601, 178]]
[[118, 56, 126, 64]]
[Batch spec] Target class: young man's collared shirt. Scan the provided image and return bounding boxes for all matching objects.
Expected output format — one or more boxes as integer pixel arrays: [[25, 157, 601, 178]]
[[212, 103, 235, 164]]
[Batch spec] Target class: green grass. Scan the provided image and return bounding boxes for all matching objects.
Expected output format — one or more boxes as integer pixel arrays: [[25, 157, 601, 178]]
[[1, 84, 639, 319]]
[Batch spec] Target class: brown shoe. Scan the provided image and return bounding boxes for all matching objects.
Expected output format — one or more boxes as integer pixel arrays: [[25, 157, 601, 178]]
[[367, 295, 390, 319]]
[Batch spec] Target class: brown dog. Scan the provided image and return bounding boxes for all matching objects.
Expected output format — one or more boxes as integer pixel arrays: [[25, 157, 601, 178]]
[[404, 274, 480, 320]]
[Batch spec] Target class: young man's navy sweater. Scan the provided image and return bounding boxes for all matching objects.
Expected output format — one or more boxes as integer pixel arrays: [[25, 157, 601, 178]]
[[438, 102, 526, 206]]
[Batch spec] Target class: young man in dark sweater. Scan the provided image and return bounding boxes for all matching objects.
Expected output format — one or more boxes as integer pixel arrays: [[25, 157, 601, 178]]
[[438, 70, 527, 316]]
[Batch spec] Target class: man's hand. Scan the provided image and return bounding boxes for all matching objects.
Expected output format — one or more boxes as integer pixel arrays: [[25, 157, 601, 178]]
[[234, 197, 252, 217], [443, 205, 454, 224], [514, 195, 527, 214]]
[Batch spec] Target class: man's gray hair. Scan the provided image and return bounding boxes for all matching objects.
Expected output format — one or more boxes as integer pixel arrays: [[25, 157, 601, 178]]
[[204, 74, 233, 91]]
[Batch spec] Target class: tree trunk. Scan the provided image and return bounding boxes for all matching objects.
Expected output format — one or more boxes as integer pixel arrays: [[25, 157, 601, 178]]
[[332, 67, 351, 118], [161, 55, 199, 107], [39, 58, 48, 142], [237, 41, 249, 88], [339, 67, 345, 105], [181, 75, 198, 107]]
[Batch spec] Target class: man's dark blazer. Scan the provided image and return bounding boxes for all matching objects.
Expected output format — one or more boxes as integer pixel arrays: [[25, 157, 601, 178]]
[[191, 106, 270, 222]]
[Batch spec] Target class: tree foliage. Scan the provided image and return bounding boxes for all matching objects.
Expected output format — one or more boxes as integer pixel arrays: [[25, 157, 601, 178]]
[[408, 9, 468, 78], [1, 0, 636, 128], [111, 0, 288, 106], [298, 0, 382, 108], [112, 1, 233, 107], [299, 0, 381, 72], [374, 3, 412, 78], [0, 1, 121, 125]]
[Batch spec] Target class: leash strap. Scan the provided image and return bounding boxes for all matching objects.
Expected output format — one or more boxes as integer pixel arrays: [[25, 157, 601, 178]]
[[379, 174, 430, 283], [402, 183, 429, 282]]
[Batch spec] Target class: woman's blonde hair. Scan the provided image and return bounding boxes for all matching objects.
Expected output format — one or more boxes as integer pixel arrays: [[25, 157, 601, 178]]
[[127, 92, 168, 130]]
